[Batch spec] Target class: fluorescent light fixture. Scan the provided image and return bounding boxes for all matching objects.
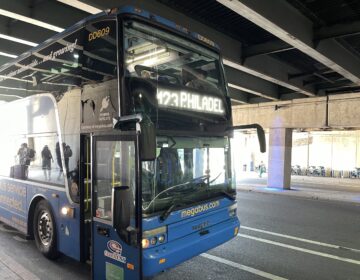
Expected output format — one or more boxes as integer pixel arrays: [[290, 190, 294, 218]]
[[0, 33, 38, 47], [126, 49, 167, 64], [0, 51, 18, 58], [57, 0, 102, 14], [0, 8, 64, 32]]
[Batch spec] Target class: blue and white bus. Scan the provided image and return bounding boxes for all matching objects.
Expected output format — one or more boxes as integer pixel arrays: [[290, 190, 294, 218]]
[[0, 6, 265, 279]]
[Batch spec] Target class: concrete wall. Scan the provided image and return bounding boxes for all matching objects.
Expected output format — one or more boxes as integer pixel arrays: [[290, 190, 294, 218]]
[[232, 92, 360, 129]]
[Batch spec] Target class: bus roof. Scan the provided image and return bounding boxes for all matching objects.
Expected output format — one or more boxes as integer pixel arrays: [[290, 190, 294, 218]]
[[0, 5, 219, 74], [117, 6, 219, 50]]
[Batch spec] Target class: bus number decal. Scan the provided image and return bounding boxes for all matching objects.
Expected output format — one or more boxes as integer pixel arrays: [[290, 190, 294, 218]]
[[88, 27, 110, 42]]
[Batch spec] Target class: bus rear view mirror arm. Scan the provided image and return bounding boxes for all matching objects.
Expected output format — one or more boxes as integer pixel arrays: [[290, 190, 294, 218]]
[[228, 124, 266, 153], [113, 114, 157, 161]]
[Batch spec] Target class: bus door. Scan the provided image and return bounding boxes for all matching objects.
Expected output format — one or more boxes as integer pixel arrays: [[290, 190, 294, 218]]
[[79, 134, 92, 261], [92, 133, 142, 280]]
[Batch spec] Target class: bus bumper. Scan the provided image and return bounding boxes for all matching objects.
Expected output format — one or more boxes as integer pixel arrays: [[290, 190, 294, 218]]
[[142, 218, 240, 277]]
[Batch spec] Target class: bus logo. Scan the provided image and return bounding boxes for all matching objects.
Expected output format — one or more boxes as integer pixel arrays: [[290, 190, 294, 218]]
[[107, 240, 122, 254], [104, 240, 127, 264], [181, 200, 220, 218]]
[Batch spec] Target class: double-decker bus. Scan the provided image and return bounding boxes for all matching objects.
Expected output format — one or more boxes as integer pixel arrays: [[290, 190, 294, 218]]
[[0, 6, 265, 279]]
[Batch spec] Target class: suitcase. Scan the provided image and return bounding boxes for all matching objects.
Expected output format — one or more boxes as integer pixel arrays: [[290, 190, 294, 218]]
[[11, 165, 27, 180]]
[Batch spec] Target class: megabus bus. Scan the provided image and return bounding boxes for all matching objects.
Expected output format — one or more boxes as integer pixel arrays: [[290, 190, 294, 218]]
[[0, 6, 265, 279]]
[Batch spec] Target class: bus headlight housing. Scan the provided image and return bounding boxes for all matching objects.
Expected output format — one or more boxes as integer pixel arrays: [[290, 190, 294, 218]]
[[228, 204, 237, 217], [142, 226, 167, 248], [61, 206, 74, 218], [158, 234, 165, 243]]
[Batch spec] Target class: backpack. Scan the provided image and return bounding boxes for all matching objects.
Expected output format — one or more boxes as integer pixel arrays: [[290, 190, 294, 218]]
[[42, 148, 52, 159], [64, 146, 73, 158], [28, 149, 35, 159]]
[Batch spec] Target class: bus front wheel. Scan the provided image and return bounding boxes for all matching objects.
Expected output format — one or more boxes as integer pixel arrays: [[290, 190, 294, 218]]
[[33, 200, 59, 259]]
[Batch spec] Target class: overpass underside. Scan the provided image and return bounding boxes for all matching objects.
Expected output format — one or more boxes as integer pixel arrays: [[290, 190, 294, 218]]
[[232, 92, 360, 189]]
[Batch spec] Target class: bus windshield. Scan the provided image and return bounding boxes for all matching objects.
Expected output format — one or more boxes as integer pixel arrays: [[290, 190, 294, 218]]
[[142, 136, 234, 215], [123, 20, 228, 128]]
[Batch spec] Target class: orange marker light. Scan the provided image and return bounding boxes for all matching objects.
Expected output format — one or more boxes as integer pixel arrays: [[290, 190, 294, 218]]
[[127, 263, 135, 270], [159, 258, 166, 264], [234, 227, 239, 236]]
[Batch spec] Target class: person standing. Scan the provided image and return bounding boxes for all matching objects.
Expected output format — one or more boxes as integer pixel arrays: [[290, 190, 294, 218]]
[[259, 161, 266, 178], [17, 143, 29, 166], [56, 142, 62, 180], [17, 143, 35, 179], [41, 145, 53, 181], [64, 144, 72, 175]]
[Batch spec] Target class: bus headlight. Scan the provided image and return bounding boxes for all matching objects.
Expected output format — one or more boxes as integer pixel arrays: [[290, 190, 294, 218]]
[[228, 204, 237, 217], [142, 238, 150, 248], [61, 206, 74, 218], [158, 234, 165, 243]]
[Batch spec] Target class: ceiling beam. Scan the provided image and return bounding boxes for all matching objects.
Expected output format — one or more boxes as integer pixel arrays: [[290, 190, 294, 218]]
[[225, 65, 279, 100], [0, 16, 55, 44], [217, 0, 360, 86], [0, 39, 31, 55], [315, 20, 360, 40], [0, 1, 87, 30], [243, 39, 294, 57], [228, 87, 249, 104], [62, 0, 315, 97], [244, 20, 360, 57], [224, 56, 315, 97], [0, 8, 63, 32]]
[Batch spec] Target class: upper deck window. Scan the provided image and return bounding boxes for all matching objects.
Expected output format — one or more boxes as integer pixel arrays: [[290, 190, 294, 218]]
[[123, 20, 228, 125]]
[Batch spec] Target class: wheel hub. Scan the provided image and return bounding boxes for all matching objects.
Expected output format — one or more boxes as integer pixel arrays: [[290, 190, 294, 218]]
[[38, 211, 53, 246]]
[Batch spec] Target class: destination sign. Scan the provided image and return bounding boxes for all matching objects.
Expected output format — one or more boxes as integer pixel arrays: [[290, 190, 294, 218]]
[[157, 89, 225, 115]]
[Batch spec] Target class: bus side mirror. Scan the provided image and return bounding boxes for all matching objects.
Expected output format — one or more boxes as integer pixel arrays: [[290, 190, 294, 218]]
[[140, 120, 156, 161], [113, 186, 137, 246], [255, 125, 266, 153], [229, 124, 266, 153]]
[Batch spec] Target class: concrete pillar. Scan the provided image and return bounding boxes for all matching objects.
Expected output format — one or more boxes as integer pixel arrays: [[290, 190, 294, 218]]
[[268, 128, 292, 189]]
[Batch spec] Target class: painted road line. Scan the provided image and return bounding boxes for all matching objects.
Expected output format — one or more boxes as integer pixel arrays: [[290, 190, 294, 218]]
[[241, 226, 360, 253], [201, 253, 288, 280], [238, 234, 360, 266]]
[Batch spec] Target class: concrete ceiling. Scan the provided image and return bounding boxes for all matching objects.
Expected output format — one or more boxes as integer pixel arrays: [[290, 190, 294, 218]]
[[1, 0, 360, 105]]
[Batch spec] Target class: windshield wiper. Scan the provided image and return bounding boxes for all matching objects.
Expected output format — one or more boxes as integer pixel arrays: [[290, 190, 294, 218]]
[[143, 175, 210, 211], [219, 190, 236, 200], [159, 197, 194, 222]]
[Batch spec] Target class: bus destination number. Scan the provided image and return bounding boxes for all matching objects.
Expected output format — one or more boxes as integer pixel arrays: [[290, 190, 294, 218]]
[[157, 89, 224, 115], [88, 27, 110, 42]]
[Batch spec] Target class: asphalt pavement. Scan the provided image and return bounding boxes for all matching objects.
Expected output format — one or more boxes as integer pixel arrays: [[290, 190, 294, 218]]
[[0, 177, 359, 280]]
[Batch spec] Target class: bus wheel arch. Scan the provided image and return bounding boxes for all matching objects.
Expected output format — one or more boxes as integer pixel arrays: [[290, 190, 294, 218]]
[[28, 196, 46, 239], [31, 198, 60, 259]]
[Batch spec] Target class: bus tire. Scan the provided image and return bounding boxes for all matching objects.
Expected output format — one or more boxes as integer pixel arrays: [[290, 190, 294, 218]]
[[33, 200, 59, 259]]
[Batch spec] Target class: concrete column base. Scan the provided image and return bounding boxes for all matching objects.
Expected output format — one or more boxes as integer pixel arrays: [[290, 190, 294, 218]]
[[268, 128, 292, 190]]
